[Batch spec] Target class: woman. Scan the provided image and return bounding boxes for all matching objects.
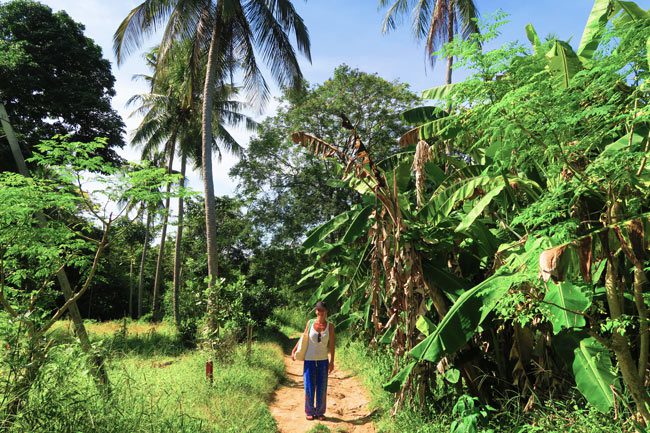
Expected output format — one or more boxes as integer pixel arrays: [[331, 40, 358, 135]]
[[291, 300, 335, 421]]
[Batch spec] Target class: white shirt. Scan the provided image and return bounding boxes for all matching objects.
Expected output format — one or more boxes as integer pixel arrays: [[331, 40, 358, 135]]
[[304, 320, 329, 361]]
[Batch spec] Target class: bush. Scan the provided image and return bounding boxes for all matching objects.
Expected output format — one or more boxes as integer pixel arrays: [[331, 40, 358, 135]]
[[176, 319, 198, 349], [208, 276, 287, 338]]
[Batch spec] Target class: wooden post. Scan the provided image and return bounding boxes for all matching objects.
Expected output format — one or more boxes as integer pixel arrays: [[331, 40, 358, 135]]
[[205, 359, 214, 384], [246, 323, 253, 360]]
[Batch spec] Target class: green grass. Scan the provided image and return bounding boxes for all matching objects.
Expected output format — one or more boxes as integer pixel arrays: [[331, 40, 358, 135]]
[[3, 319, 284, 433], [306, 423, 332, 433], [6, 316, 632, 433]]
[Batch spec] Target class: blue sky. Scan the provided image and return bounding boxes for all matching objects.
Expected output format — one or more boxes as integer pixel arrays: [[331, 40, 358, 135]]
[[41, 0, 649, 197]]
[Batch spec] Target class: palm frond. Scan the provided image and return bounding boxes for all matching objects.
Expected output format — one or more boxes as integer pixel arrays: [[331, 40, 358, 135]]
[[113, 0, 178, 65], [380, 0, 412, 34], [456, 0, 480, 40], [268, 0, 312, 62], [213, 123, 245, 160]]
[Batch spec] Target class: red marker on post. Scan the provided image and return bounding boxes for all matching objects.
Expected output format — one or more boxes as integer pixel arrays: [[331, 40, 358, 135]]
[[205, 359, 214, 384]]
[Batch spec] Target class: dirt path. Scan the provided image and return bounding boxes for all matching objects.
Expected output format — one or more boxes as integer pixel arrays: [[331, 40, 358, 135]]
[[269, 354, 376, 433]]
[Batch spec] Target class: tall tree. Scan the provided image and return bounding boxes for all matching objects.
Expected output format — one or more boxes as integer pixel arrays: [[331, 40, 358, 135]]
[[379, 0, 480, 83], [129, 42, 252, 322], [0, 0, 124, 171], [231, 65, 417, 246], [114, 0, 311, 333]]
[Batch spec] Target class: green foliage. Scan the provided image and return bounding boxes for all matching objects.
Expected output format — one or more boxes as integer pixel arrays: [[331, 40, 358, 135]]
[[542, 282, 592, 333], [207, 276, 287, 337], [0, 0, 125, 169], [0, 137, 183, 427], [450, 395, 494, 433], [297, 3, 650, 423], [231, 65, 417, 246], [340, 331, 628, 432]]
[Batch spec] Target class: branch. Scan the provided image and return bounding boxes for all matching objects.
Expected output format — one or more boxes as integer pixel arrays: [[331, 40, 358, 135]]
[[636, 130, 649, 176], [35, 221, 111, 339], [76, 172, 108, 225]]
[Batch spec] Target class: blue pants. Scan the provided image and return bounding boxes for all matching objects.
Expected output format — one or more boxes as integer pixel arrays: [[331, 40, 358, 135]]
[[303, 360, 328, 416]]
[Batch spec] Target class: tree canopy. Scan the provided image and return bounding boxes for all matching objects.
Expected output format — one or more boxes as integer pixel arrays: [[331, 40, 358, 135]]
[[0, 0, 125, 170], [231, 65, 417, 245]]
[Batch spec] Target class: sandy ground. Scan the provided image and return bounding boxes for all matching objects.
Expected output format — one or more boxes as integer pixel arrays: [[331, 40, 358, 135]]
[[269, 354, 377, 433]]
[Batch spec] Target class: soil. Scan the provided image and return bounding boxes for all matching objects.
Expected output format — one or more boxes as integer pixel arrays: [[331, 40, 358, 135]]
[[269, 353, 377, 433]]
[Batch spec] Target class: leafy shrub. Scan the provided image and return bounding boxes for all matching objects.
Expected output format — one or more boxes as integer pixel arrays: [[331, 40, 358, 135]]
[[207, 276, 287, 338], [177, 319, 198, 348]]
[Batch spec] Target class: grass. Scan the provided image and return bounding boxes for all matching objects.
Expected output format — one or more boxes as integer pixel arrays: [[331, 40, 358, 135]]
[[3, 319, 284, 433], [6, 312, 632, 433]]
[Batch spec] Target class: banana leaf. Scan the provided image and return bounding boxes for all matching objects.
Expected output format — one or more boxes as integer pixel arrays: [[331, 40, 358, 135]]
[[409, 273, 525, 364], [455, 183, 505, 232], [401, 106, 447, 124], [421, 83, 457, 101], [578, 0, 616, 61], [545, 40, 582, 88], [555, 332, 620, 412], [525, 23, 542, 54], [543, 281, 592, 334]]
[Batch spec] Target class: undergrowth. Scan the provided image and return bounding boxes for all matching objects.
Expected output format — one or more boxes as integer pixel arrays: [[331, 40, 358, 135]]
[[2, 320, 283, 433], [336, 335, 630, 433]]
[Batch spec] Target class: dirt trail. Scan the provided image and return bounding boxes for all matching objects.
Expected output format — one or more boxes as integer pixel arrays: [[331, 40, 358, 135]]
[[269, 353, 376, 433]]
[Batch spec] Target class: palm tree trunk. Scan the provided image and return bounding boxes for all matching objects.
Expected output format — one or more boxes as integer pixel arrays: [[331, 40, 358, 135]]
[[138, 209, 152, 319], [0, 102, 109, 388], [172, 154, 187, 329], [445, 4, 455, 85], [443, 4, 455, 165], [128, 255, 134, 318], [152, 140, 176, 321], [201, 5, 224, 335]]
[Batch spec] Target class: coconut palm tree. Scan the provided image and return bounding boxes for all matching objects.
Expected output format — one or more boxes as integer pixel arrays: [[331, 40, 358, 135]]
[[128, 42, 254, 323], [114, 0, 310, 333], [379, 0, 479, 83]]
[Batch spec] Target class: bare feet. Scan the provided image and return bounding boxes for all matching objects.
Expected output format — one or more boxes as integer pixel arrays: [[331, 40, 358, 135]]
[[306, 415, 314, 421]]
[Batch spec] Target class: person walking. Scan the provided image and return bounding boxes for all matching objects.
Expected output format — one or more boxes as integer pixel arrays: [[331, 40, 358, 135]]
[[291, 301, 335, 421]]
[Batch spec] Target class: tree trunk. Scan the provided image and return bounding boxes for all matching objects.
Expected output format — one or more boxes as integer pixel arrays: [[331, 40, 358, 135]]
[[152, 140, 176, 321], [201, 5, 224, 336], [634, 267, 649, 382], [128, 255, 134, 318], [605, 259, 650, 424], [444, 6, 454, 164], [445, 4, 454, 85], [138, 209, 152, 319], [0, 102, 109, 388], [0, 103, 29, 174], [605, 206, 650, 424], [172, 154, 186, 329]]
